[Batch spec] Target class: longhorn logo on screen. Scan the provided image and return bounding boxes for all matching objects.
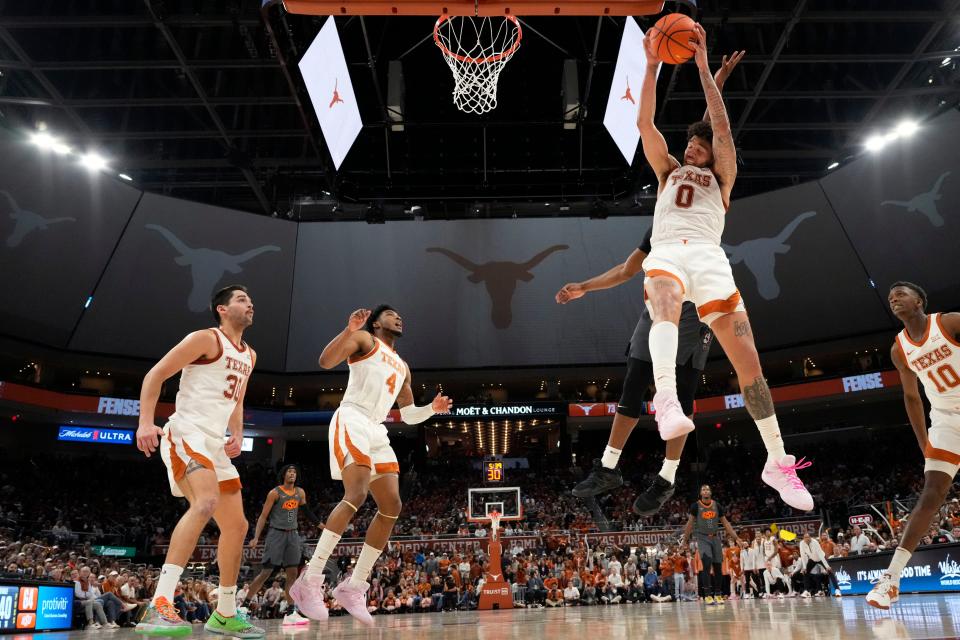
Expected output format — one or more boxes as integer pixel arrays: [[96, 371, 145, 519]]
[[146, 225, 280, 312], [1, 190, 76, 248], [723, 211, 816, 300], [426, 245, 568, 329], [881, 171, 950, 227]]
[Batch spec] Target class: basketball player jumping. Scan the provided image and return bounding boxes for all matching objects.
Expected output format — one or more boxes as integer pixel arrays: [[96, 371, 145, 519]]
[[245, 464, 322, 626], [560, 51, 743, 516], [637, 23, 813, 511], [135, 285, 264, 638], [867, 282, 960, 609], [680, 484, 741, 604], [291, 305, 452, 626]]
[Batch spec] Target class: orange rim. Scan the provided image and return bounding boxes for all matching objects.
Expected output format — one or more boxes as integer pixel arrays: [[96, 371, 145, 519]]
[[434, 14, 523, 64]]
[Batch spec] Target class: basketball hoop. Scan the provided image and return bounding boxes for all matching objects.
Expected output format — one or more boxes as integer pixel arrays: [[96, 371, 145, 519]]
[[434, 14, 522, 114], [488, 510, 502, 541]]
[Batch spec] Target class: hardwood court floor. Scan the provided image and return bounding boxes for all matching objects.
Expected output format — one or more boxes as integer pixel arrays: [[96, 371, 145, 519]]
[[23, 594, 960, 640]]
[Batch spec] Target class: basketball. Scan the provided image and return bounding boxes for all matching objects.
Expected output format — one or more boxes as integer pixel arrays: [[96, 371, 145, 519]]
[[649, 13, 697, 65]]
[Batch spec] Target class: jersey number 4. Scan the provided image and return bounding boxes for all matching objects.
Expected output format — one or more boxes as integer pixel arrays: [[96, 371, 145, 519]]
[[385, 372, 397, 395], [928, 364, 960, 393], [224, 374, 243, 401]]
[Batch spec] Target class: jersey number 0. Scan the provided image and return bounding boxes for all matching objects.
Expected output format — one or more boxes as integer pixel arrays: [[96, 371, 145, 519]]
[[675, 184, 695, 209]]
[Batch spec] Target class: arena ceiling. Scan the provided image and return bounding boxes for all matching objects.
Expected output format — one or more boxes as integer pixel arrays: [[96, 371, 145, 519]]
[[0, 0, 958, 219]]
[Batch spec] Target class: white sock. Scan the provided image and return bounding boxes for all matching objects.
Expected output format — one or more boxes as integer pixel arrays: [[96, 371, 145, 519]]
[[217, 585, 237, 617], [349, 544, 382, 588], [887, 547, 911, 584], [659, 458, 680, 484], [601, 446, 622, 469], [153, 563, 183, 604], [306, 529, 342, 577], [649, 322, 679, 395], [755, 415, 786, 462]]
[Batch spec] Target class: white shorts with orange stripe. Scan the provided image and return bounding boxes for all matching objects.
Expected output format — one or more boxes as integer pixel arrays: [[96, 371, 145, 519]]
[[925, 408, 960, 477], [329, 405, 400, 482], [642, 242, 746, 326], [159, 420, 241, 498]]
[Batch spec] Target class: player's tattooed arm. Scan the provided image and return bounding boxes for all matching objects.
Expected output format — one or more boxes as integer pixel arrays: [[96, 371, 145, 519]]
[[691, 24, 737, 190], [742, 376, 775, 420]]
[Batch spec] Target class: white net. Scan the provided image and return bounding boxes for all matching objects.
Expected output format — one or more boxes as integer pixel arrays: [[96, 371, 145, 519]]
[[434, 15, 522, 114]]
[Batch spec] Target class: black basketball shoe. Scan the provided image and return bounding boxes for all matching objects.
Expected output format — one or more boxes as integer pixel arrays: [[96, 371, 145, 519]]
[[572, 459, 624, 497], [632, 475, 675, 516]]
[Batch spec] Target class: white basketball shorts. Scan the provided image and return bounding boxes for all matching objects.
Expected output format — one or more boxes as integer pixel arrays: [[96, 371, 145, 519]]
[[159, 419, 241, 497], [642, 242, 746, 326], [329, 405, 399, 482], [925, 408, 960, 477]]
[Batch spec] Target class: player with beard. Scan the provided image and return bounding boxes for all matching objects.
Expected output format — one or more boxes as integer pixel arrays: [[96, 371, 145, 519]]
[[290, 305, 452, 626]]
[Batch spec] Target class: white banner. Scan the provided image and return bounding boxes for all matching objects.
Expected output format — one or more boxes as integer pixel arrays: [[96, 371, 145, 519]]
[[299, 16, 363, 169], [603, 17, 658, 166]]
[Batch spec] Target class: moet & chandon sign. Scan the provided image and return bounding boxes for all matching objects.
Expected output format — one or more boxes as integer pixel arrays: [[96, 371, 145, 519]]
[[444, 403, 559, 418]]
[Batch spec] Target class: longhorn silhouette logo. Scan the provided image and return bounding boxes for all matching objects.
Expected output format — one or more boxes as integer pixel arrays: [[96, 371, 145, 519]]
[[146, 224, 280, 312], [880, 171, 950, 227], [426, 245, 568, 329], [722, 211, 816, 300], [1, 190, 75, 248]]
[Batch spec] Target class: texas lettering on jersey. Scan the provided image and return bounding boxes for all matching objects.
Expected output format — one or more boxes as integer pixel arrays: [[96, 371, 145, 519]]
[[225, 355, 252, 376], [909, 345, 953, 372], [670, 169, 714, 188]]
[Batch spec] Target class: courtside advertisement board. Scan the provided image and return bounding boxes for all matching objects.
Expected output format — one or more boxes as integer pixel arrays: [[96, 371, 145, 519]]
[[832, 543, 960, 596], [0, 583, 73, 632]]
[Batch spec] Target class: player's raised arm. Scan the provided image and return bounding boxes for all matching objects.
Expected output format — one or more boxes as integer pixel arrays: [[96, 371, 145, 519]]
[[636, 32, 679, 181], [892, 341, 928, 456], [555, 247, 647, 304], [396, 363, 452, 423], [319, 309, 375, 369], [690, 24, 737, 193], [137, 329, 220, 456], [701, 51, 745, 123]]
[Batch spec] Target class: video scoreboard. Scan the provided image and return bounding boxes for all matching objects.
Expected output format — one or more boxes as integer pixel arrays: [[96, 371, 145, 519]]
[[0, 583, 73, 632]]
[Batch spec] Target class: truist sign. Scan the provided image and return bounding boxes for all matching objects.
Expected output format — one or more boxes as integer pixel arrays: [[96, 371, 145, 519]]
[[57, 426, 133, 445]]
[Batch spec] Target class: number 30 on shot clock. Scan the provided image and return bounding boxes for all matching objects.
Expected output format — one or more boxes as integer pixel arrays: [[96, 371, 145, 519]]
[[483, 456, 505, 484]]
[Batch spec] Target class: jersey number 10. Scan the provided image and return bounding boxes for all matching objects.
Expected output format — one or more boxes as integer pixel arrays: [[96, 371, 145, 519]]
[[928, 364, 960, 393]]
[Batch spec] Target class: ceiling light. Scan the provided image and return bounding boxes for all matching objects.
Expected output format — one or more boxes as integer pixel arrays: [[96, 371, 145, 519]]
[[79, 152, 108, 171], [31, 131, 71, 155], [893, 120, 918, 137], [827, 161, 839, 170], [118, 173, 133, 181], [864, 134, 887, 152], [941, 57, 952, 67]]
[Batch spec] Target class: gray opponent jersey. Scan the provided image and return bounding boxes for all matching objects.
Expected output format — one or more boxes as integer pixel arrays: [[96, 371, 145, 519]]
[[268, 486, 303, 531], [690, 499, 724, 536], [629, 229, 714, 369]]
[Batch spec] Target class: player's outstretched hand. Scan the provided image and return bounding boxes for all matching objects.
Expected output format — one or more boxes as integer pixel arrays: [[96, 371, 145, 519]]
[[224, 434, 242, 458], [555, 283, 585, 304], [431, 392, 453, 414], [347, 308, 371, 332], [642, 31, 659, 66], [689, 23, 709, 70], [136, 423, 165, 457], [715, 50, 745, 85]]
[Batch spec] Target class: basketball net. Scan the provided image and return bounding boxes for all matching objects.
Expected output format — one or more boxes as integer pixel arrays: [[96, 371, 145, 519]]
[[488, 510, 502, 542], [434, 15, 522, 114]]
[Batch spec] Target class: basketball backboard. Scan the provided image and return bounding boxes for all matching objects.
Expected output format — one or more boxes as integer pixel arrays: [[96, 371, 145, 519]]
[[284, 1, 665, 16], [467, 486, 522, 523]]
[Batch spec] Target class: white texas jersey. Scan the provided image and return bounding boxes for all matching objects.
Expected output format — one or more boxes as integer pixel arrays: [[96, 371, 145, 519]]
[[761, 536, 778, 565], [341, 337, 406, 424], [652, 164, 727, 246], [896, 313, 960, 412], [170, 328, 253, 435]]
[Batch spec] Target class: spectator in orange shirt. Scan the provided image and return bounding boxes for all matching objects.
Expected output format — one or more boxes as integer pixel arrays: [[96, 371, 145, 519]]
[[724, 539, 743, 599], [671, 548, 688, 600]]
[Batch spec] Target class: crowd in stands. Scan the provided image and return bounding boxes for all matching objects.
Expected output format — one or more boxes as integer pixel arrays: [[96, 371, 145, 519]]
[[3, 425, 960, 627]]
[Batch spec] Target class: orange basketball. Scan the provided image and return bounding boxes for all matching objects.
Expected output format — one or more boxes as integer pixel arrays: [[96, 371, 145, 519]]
[[649, 13, 697, 65]]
